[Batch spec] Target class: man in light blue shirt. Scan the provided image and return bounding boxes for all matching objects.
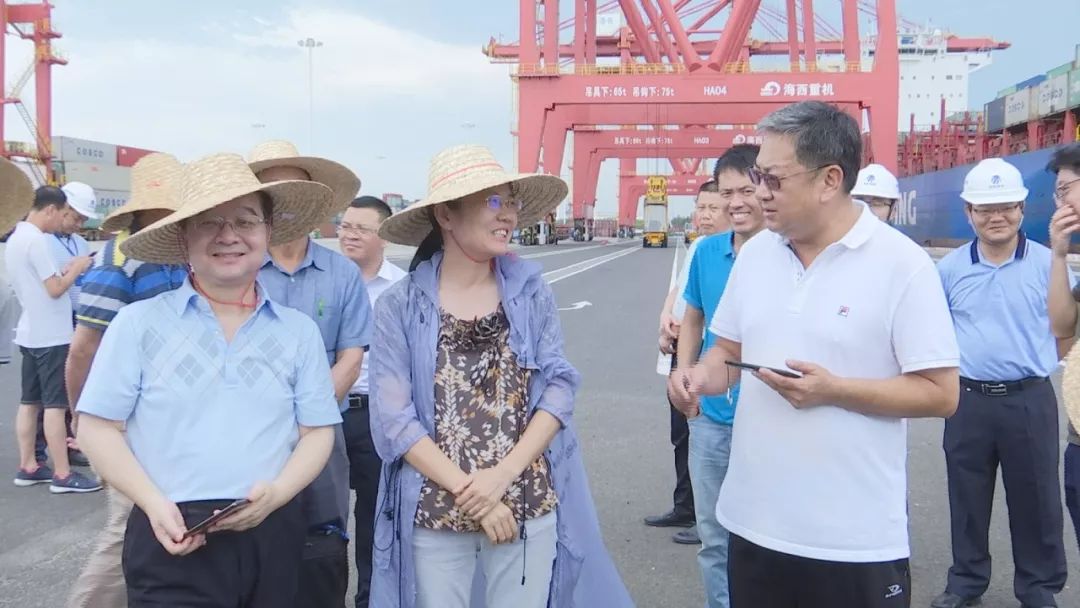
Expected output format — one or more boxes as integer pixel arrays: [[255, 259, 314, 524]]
[[933, 158, 1068, 608], [248, 139, 367, 608], [76, 152, 340, 607]]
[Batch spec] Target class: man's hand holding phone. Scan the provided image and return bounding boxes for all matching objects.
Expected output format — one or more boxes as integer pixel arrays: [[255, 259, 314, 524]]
[[144, 496, 206, 556], [209, 481, 282, 533], [749, 359, 839, 410]]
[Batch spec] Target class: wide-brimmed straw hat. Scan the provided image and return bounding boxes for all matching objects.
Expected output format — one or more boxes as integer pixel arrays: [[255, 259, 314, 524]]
[[120, 153, 333, 264], [100, 153, 184, 233], [0, 158, 33, 236], [379, 144, 567, 246], [1061, 341, 1080, 432], [248, 140, 360, 217]]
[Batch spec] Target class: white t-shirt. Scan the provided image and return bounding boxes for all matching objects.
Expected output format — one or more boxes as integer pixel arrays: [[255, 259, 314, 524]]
[[4, 222, 74, 348], [672, 237, 704, 321], [709, 203, 959, 563], [350, 258, 407, 395]]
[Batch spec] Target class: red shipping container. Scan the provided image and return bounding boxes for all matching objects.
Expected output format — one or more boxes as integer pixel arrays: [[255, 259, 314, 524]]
[[116, 145, 157, 168]]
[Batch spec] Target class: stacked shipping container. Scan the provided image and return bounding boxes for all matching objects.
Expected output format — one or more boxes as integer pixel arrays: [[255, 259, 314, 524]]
[[984, 53, 1080, 133], [50, 136, 158, 232]]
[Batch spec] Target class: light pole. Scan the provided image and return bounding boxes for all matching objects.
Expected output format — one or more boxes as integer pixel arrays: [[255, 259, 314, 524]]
[[298, 37, 323, 151]]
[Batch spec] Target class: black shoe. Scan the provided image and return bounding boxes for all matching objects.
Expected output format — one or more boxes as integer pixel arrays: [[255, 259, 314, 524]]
[[643, 509, 695, 528], [672, 526, 701, 545], [929, 591, 981, 608], [68, 449, 91, 467]]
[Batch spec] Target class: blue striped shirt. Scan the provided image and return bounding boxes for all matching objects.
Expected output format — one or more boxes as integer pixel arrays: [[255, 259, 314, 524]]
[[75, 231, 188, 329]]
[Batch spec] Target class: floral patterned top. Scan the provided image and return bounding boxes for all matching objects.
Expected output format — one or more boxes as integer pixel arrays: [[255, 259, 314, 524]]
[[414, 305, 558, 532]]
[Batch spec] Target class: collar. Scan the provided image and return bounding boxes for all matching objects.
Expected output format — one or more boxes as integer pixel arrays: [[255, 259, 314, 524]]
[[411, 250, 540, 304], [969, 232, 1027, 264], [171, 276, 278, 318], [374, 257, 402, 282], [262, 238, 324, 275], [775, 201, 877, 250]]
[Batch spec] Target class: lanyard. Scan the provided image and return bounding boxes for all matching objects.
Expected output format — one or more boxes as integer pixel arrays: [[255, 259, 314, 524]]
[[55, 234, 78, 257]]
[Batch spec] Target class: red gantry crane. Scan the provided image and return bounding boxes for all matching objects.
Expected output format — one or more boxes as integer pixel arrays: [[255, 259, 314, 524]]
[[1, 0, 64, 185], [487, 0, 1008, 237]]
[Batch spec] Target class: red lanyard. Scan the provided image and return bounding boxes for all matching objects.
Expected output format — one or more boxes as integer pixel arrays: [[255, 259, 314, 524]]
[[190, 273, 258, 309]]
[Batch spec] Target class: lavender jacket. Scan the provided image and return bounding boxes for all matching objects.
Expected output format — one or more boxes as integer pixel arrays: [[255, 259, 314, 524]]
[[368, 251, 634, 608]]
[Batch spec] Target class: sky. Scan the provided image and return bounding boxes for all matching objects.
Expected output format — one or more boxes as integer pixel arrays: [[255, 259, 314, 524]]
[[2, 0, 1075, 220]]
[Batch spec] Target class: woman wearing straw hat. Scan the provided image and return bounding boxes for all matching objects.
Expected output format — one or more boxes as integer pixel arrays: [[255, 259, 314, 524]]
[[369, 144, 631, 608], [75, 153, 343, 607]]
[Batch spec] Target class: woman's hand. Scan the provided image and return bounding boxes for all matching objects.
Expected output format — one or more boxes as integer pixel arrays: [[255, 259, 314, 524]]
[[478, 502, 518, 545], [453, 465, 517, 519]]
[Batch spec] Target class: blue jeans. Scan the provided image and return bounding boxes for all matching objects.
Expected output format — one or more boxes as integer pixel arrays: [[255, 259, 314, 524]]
[[688, 415, 732, 608]]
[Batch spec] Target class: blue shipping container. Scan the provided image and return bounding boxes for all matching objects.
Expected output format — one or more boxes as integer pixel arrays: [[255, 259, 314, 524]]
[[1014, 74, 1047, 91], [984, 97, 1006, 133]]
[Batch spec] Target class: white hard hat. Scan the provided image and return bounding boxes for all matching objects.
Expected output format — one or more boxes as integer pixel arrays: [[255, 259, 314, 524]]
[[61, 181, 102, 220], [960, 158, 1029, 205], [851, 164, 900, 200]]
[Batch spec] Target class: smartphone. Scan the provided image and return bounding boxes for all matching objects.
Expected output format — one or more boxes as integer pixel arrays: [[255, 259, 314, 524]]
[[182, 499, 250, 539], [724, 360, 802, 379]]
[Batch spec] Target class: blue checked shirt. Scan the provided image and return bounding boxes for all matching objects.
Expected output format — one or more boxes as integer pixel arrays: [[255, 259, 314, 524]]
[[76, 278, 342, 504]]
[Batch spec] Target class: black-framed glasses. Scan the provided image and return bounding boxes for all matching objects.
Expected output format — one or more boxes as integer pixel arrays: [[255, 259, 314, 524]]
[[192, 215, 268, 236], [748, 165, 831, 192], [968, 203, 1022, 217], [485, 193, 522, 212], [337, 223, 378, 236]]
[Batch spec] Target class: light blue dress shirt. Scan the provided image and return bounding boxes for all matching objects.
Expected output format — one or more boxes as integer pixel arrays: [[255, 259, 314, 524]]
[[76, 277, 342, 504], [938, 233, 1070, 381]]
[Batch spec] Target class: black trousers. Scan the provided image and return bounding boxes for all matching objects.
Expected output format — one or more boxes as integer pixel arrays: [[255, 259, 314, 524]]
[[728, 534, 911, 608], [123, 498, 304, 608], [298, 532, 348, 608], [1065, 443, 1080, 550], [668, 348, 695, 517], [343, 396, 383, 608], [943, 378, 1066, 606]]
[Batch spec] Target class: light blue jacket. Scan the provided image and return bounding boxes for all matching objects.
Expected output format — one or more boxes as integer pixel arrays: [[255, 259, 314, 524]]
[[369, 251, 633, 607]]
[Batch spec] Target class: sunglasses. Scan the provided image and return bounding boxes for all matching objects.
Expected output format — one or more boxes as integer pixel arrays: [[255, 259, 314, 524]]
[[748, 165, 830, 192]]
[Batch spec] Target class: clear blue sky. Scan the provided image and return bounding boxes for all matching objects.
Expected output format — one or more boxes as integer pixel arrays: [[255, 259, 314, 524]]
[[2, 0, 1072, 218]]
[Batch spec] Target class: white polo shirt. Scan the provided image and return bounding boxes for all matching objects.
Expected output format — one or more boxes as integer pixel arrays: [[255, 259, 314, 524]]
[[4, 222, 74, 348], [709, 203, 959, 563], [350, 258, 407, 395]]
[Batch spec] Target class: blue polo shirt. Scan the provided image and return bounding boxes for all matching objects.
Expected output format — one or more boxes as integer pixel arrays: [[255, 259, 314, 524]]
[[937, 233, 1069, 381], [76, 278, 341, 504], [683, 231, 740, 424]]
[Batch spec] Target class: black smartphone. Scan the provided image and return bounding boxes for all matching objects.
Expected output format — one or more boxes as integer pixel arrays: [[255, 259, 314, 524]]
[[724, 360, 802, 379], [182, 499, 250, 539]]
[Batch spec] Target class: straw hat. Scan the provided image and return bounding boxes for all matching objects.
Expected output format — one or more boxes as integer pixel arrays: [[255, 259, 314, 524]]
[[120, 153, 333, 264], [0, 158, 33, 236], [1061, 341, 1080, 431], [379, 144, 568, 246], [100, 153, 184, 233], [248, 140, 360, 217]]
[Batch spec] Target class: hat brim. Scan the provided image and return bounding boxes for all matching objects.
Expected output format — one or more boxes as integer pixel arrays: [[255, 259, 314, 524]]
[[119, 179, 333, 264], [959, 187, 1029, 205], [1062, 341, 1080, 432], [378, 173, 567, 246], [250, 156, 360, 217], [0, 161, 34, 236]]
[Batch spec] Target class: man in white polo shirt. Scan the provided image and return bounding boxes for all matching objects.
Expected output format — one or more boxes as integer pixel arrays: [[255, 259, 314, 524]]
[[670, 101, 960, 607]]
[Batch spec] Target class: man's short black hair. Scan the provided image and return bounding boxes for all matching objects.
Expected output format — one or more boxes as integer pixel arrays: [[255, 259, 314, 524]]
[[698, 179, 718, 193], [713, 144, 760, 180], [32, 186, 66, 211], [350, 195, 393, 221], [1048, 143, 1080, 175]]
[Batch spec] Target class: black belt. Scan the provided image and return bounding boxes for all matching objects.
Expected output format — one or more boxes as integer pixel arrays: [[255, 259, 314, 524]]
[[347, 394, 368, 409], [960, 376, 1049, 397]]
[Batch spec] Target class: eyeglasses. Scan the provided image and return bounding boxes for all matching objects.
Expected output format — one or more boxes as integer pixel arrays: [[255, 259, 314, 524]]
[[337, 223, 378, 236], [968, 203, 1021, 217], [192, 215, 268, 236], [748, 165, 830, 192], [1055, 177, 1080, 201], [485, 194, 522, 212]]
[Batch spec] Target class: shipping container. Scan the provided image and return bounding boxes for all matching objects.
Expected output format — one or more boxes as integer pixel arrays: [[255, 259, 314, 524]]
[[1005, 88, 1033, 126], [984, 97, 1006, 133], [1070, 69, 1080, 109], [1038, 74, 1069, 117], [1049, 61, 1075, 78], [85, 189, 131, 228], [59, 161, 131, 191], [1014, 74, 1047, 91], [996, 85, 1017, 99], [54, 136, 118, 164], [116, 145, 156, 168]]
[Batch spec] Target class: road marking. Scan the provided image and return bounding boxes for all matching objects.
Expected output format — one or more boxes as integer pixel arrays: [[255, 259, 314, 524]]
[[543, 246, 639, 285], [519, 243, 610, 259], [558, 300, 593, 311]]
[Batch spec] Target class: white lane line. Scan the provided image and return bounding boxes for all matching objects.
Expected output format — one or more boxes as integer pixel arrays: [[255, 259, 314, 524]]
[[543, 246, 639, 285], [519, 243, 610, 259], [657, 239, 685, 374]]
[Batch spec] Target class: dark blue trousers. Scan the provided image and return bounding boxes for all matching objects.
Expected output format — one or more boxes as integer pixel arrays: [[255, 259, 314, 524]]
[[943, 378, 1066, 606]]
